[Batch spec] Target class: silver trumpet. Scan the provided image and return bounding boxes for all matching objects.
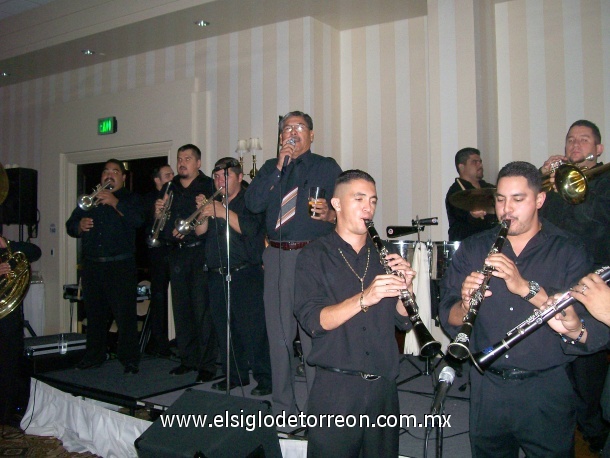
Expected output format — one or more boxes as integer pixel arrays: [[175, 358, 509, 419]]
[[174, 187, 224, 235], [78, 180, 114, 211], [147, 183, 173, 248]]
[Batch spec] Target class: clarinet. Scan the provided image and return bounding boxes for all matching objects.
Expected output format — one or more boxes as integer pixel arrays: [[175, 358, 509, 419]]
[[471, 265, 610, 373], [446, 219, 511, 361], [364, 219, 441, 358]]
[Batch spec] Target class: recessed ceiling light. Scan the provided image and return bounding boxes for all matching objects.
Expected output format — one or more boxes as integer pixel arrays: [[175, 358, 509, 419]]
[[81, 49, 95, 55], [0, 72, 10, 77], [195, 20, 210, 27]]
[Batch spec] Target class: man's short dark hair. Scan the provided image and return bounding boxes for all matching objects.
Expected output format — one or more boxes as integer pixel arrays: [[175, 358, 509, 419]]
[[568, 120, 602, 145], [151, 164, 171, 180], [335, 169, 376, 188], [106, 158, 126, 174], [497, 161, 542, 192], [454, 147, 481, 173], [279, 111, 313, 131], [177, 143, 202, 160], [212, 157, 242, 175]]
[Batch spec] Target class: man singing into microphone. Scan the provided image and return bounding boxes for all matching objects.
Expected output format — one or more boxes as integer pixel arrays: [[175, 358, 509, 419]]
[[245, 111, 341, 416], [295, 170, 414, 456]]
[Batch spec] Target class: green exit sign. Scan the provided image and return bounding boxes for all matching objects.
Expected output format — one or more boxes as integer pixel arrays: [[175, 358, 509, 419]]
[[98, 117, 117, 135]]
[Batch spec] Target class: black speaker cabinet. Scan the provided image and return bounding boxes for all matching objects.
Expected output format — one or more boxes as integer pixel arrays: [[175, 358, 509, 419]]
[[0, 168, 38, 225], [135, 389, 282, 458]]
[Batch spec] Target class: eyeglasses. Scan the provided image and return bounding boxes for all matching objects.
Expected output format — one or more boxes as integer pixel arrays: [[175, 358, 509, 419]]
[[282, 124, 309, 134]]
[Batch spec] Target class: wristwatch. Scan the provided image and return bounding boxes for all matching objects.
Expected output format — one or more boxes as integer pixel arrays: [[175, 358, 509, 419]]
[[522, 280, 540, 301]]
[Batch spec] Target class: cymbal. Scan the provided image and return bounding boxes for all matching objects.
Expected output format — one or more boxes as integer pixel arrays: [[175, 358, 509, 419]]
[[449, 188, 496, 214], [0, 163, 8, 205]]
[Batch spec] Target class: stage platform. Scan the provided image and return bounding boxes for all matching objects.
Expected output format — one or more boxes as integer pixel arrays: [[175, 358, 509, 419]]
[[21, 354, 471, 457]]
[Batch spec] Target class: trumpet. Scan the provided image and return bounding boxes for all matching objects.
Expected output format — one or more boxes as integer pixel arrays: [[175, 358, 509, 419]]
[[471, 265, 610, 373], [78, 180, 114, 211], [147, 183, 173, 248], [447, 219, 511, 361], [174, 187, 224, 235], [365, 219, 441, 358], [541, 158, 610, 205]]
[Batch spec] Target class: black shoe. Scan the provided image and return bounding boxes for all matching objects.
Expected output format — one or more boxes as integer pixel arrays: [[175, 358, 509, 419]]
[[169, 364, 195, 375], [195, 370, 216, 383], [251, 384, 272, 396], [124, 363, 139, 374], [586, 433, 608, 454], [211, 379, 242, 391], [76, 358, 104, 370]]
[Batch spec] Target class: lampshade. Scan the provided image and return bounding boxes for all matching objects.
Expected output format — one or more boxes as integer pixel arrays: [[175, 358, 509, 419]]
[[236, 139, 248, 153], [248, 137, 262, 151]]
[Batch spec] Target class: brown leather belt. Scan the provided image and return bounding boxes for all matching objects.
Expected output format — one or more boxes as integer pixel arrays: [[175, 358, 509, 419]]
[[268, 240, 310, 251]]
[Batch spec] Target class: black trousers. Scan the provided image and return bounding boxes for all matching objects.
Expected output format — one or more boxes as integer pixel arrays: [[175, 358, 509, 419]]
[[169, 243, 217, 372], [307, 369, 399, 458], [469, 365, 575, 457], [82, 257, 139, 366], [0, 304, 27, 424], [146, 245, 171, 353], [208, 265, 271, 386], [569, 351, 609, 440]]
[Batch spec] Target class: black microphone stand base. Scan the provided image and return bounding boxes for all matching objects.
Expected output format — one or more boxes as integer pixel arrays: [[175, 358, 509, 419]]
[[397, 353, 444, 391]]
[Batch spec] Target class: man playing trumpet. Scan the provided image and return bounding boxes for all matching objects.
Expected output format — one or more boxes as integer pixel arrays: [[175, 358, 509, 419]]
[[539, 120, 610, 453]]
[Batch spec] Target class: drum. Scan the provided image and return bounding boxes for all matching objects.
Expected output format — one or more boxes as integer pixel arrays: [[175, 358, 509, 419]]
[[429, 241, 461, 280], [386, 240, 416, 265]]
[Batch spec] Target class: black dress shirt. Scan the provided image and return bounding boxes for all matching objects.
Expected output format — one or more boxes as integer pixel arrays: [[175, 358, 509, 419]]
[[204, 188, 265, 269], [159, 171, 214, 245], [540, 163, 610, 268], [439, 218, 609, 371], [66, 187, 144, 258], [244, 150, 342, 241], [294, 232, 411, 380], [445, 178, 497, 241]]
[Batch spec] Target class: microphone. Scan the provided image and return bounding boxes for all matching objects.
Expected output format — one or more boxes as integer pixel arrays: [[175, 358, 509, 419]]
[[281, 138, 296, 174], [386, 226, 424, 238], [412, 217, 438, 226], [429, 366, 455, 416]]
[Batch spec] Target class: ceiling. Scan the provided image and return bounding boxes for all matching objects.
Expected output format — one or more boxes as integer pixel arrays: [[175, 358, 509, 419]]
[[0, 0, 427, 88]]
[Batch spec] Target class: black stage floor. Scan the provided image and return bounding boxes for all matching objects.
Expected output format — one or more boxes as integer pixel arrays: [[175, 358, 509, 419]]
[[35, 355, 204, 409]]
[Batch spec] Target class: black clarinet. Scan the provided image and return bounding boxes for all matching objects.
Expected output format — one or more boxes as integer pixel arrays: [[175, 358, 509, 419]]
[[471, 265, 610, 372], [364, 219, 441, 358], [446, 219, 511, 361]]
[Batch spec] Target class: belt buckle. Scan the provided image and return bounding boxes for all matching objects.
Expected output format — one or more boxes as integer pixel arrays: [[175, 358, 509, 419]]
[[360, 373, 380, 381]]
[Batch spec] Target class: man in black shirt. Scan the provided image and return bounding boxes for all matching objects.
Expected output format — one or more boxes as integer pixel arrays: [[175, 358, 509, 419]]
[[245, 111, 342, 415], [157, 144, 217, 383], [439, 161, 606, 456], [295, 169, 413, 456], [445, 147, 497, 241], [539, 119, 610, 452], [197, 157, 271, 395], [66, 159, 144, 374], [142, 164, 174, 357]]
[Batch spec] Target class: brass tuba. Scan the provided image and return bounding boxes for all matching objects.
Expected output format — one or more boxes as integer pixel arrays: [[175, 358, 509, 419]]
[[0, 237, 32, 319]]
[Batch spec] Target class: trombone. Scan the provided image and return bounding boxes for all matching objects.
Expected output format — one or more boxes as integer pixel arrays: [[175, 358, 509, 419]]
[[174, 187, 224, 235], [78, 180, 114, 210], [541, 160, 610, 205], [147, 183, 173, 247]]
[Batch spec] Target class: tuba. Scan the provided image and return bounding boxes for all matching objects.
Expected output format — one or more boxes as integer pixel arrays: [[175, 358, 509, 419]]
[[446, 219, 511, 360], [174, 187, 224, 235], [0, 237, 32, 319]]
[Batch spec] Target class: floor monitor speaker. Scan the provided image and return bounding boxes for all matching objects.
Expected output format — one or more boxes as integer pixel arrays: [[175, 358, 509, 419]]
[[135, 389, 282, 458], [0, 168, 38, 225]]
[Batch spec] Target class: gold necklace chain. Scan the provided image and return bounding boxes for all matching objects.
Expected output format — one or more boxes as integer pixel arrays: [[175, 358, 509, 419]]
[[338, 247, 370, 294]]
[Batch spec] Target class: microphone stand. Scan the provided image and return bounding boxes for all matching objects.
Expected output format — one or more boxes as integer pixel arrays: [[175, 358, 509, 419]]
[[223, 169, 232, 395]]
